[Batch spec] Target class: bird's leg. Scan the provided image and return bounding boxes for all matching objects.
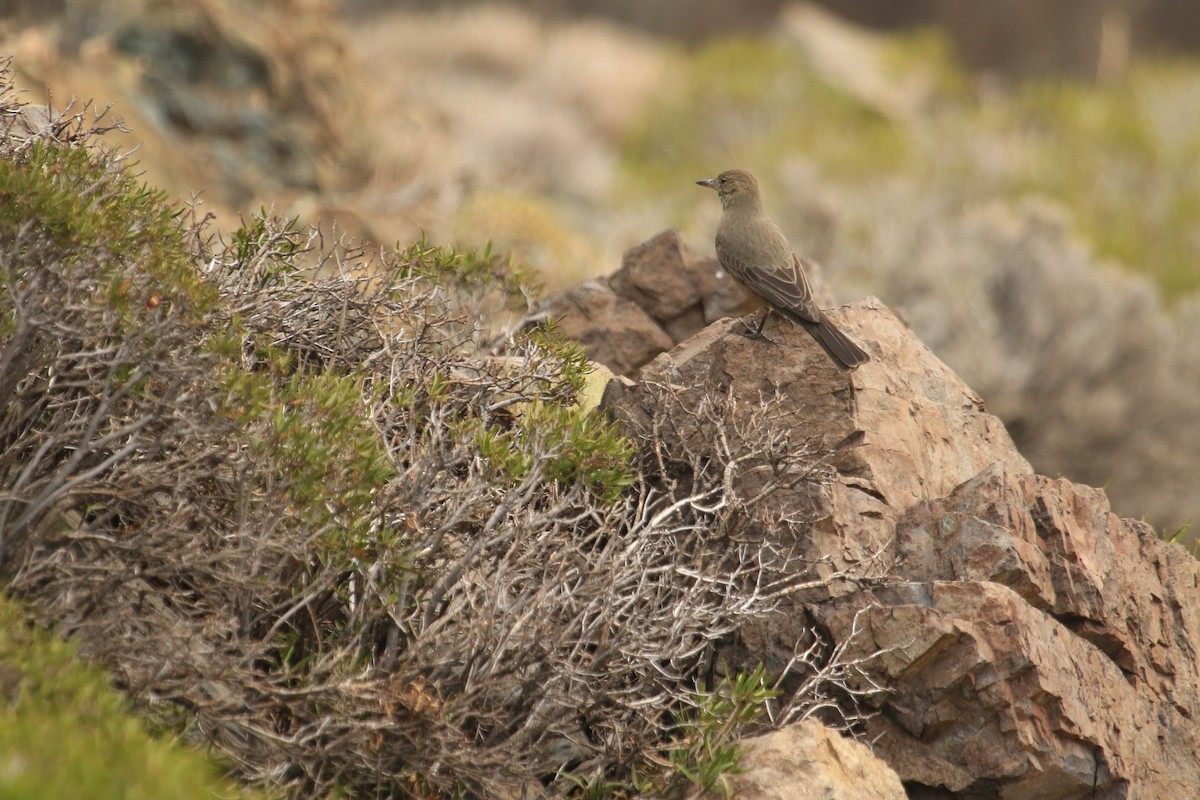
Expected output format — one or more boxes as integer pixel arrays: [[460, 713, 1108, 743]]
[[741, 307, 772, 339]]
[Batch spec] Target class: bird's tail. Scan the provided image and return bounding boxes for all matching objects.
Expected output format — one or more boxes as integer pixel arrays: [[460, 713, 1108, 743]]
[[799, 316, 870, 372]]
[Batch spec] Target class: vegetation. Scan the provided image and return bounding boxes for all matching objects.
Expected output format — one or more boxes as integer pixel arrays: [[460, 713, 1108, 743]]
[[0, 595, 269, 800], [0, 68, 883, 798], [564, 666, 779, 799], [621, 37, 909, 199], [8, 8, 1200, 794]]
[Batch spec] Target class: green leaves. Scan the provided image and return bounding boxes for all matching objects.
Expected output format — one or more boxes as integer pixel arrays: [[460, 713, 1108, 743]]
[[561, 665, 780, 798], [401, 234, 537, 305], [472, 399, 635, 504], [0, 597, 266, 800], [228, 210, 306, 285], [0, 139, 211, 327], [666, 665, 779, 797]]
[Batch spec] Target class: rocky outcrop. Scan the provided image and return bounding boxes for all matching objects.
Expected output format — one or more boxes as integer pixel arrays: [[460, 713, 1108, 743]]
[[601, 294, 1030, 607], [571, 231, 1200, 799]]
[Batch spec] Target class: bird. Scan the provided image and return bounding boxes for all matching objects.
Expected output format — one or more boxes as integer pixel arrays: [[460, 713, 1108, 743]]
[[697, 169, 869, 371]]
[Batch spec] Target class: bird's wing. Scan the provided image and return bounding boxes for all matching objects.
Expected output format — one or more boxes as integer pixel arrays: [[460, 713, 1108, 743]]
[[716, 234, 823, 324]]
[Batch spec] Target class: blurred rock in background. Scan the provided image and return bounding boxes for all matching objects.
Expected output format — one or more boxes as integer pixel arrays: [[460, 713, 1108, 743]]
[[2, 0, 365, 230]]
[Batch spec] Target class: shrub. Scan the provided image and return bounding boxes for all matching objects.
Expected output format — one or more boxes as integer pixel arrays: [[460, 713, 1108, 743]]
[[0, 66, 881, 798]]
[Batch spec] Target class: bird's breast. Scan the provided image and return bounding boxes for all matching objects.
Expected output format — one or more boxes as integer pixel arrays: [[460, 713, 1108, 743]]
[[716, 213, 793, 272]]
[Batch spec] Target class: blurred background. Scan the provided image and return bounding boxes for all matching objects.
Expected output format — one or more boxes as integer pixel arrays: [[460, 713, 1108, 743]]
[[4, 0, 1200, 540]]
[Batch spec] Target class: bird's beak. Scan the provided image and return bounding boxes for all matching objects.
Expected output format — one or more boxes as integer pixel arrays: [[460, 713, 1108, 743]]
[[696, 178, 717, 190]]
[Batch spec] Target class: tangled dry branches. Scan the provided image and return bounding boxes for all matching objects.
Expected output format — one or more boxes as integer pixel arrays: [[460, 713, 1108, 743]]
[[0, 69, 894, 798]]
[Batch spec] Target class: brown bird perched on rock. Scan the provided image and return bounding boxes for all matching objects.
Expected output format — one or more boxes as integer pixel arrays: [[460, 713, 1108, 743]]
[[698, 169, 869, 371]]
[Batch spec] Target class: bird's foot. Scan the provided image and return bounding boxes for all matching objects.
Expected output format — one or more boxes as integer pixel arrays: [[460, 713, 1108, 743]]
[[739, 308, 772, 339]]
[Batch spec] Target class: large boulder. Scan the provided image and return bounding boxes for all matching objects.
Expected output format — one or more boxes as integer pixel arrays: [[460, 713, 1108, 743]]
[[573, 230, 1200, 799], [815, 468, 1200, 797], [602, 296, 1031, 605]]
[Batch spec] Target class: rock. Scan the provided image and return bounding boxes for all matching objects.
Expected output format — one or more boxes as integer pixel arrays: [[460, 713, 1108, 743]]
[[607, 228, 749, 343], [718, 719, 906, 800], [534, 279, 672, 376], [815, 573, 1200, 798], [607, 229, 704, 324], [576, 360, 618, 413], [537, 229, 749, 375], [810, 466, 1200, 798], [580, 230, 1200, 799], [602, 296, 1030, 608]]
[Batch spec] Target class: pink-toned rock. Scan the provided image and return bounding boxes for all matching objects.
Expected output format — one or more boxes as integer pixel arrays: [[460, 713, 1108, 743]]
[[814, 465, 1200, 798], [895, 465, 1193, 691], [603, 297, 1031, 593], [608, 228, 749, 343], [814, 573, 1200, 798], [607, 229, 706, 324]]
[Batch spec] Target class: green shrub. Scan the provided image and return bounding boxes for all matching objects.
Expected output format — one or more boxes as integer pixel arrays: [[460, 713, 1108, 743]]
[[0, 596, 267, 800]]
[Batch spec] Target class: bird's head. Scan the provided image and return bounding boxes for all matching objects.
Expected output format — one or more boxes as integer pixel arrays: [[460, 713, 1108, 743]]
[[697, 169, 762, 211]]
